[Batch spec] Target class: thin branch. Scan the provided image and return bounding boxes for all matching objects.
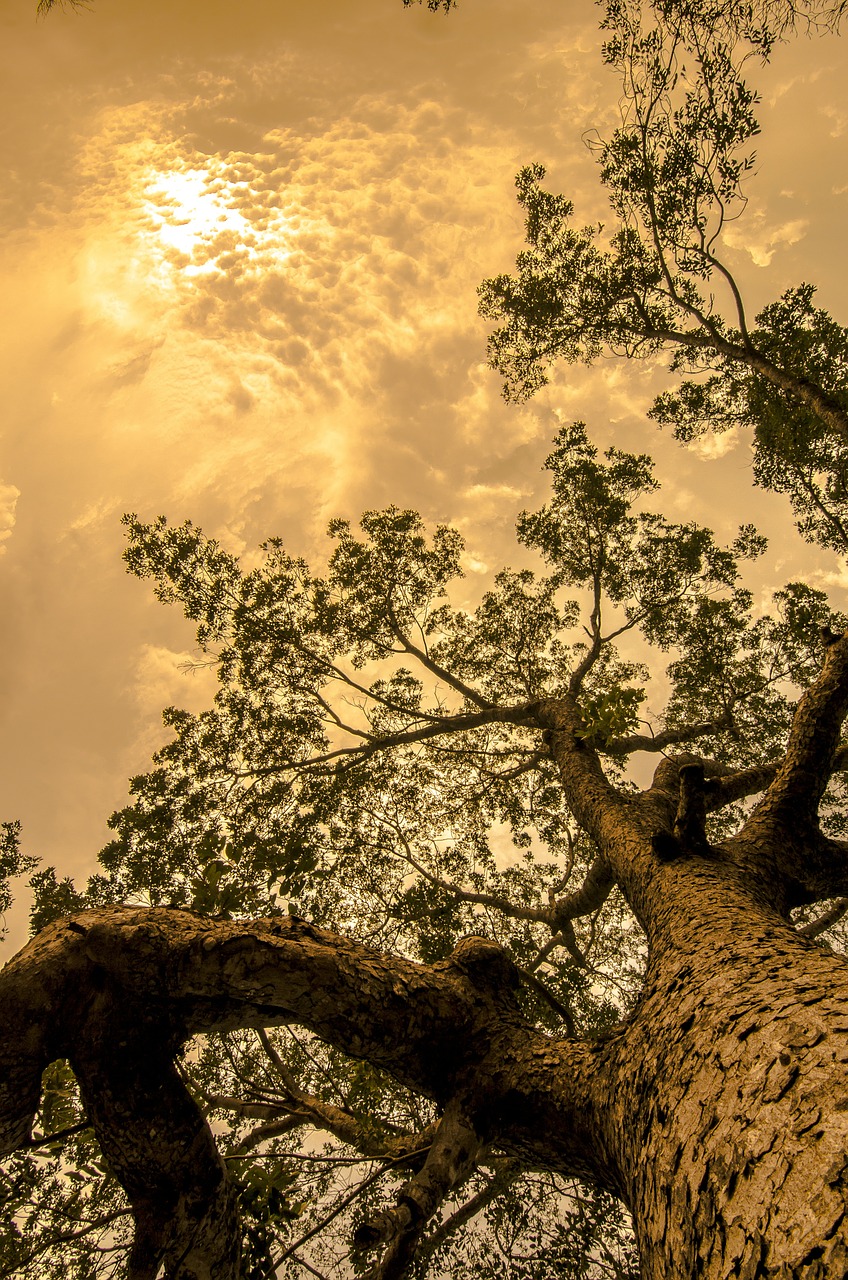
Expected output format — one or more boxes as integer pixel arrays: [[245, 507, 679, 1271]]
[[798, 897, 848, 939], [256, 1027, 298, 1090], [605, 715, 732, 755], [569, 570, 604, 694], [374, 811, 556, 929], [226, 1151, 383, 1166], [527, 932, 566, 972], [17, 1121, 90, 1149], [232, 1117, 303, 1153], [274, 1148, 431, 1267], [515, 965, 576, 1035], [416, 1160, 522, 1264], [386, 609, 493, 710], [289, 1251, 331, 1280], [0, 1210, 130, 1279], [210, 1043, 439, 1163], [231, 704, 538, 779]]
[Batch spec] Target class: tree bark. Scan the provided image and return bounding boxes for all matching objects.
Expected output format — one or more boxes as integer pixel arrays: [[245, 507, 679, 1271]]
[[3, 870, 848, 1279], [6, 643, 848, 1278], [599, 861, 848, 1278]]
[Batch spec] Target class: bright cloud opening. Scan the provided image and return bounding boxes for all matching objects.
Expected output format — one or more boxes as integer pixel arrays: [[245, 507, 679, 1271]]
[[142, 162, 292, 280]]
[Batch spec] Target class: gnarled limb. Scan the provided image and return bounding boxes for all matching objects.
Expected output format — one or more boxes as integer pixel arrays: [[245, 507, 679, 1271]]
[[0, 908, 611, 1280]]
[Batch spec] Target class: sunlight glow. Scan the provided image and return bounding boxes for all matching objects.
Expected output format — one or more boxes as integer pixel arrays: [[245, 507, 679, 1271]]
[[142, 165, 291, 280]]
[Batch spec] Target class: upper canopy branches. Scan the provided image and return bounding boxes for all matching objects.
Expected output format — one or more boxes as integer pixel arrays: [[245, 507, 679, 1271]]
[[479, 0, 848, 552], [31, 425, 845, 985]]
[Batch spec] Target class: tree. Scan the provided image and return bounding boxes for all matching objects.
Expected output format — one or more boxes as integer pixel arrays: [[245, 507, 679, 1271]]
[[480, 0, 848, 551], [7, 1, 848, 1278], [4, 423, 848, 1278]]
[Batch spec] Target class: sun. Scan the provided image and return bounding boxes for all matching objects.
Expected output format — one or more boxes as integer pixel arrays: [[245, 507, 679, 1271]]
[[142, 164, 283, 279]]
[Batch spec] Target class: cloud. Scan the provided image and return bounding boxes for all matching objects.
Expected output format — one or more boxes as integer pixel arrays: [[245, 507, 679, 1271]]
[[688, 427, 741, 462], [0, 483, 20, 555], [2, 0, 847, 952], [102, 340, 164, 390], [2, 68, 587, 554], [66, 497, 122, 535], [132, 643, 216, 713], [723, 213, 809, 268]]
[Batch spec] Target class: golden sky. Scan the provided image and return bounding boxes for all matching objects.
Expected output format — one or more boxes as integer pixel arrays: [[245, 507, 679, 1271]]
[[1, 0, 847, 952]]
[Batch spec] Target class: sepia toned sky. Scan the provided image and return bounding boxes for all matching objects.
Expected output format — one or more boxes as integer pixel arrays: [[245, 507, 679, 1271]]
[[1, 0, 847, 952]]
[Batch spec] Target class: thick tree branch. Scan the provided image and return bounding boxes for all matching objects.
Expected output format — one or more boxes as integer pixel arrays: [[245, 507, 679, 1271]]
[[551, 855, 617, 931], [731, 631, 848, 896], [535, 698, 656, 923], [704, 760, 780, 808], [673, 763, 712, 855], [0, 908, 612, 1280], [651, 730, 848, 814], [797, 898, 848, 939], [649, 324, 848, 442]]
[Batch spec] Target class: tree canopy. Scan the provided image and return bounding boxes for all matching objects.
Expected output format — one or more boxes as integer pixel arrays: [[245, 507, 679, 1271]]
[[481, 0, 848, 551], [5, 1, 848, 1278]]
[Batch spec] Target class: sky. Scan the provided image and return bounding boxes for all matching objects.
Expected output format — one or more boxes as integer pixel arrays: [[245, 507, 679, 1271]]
[[0, 0, 847, 954]]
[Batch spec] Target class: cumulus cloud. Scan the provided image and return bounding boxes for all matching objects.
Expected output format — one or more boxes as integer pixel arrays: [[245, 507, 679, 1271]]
[[0, 483, 20, 556], [723, 213, 809, 268]]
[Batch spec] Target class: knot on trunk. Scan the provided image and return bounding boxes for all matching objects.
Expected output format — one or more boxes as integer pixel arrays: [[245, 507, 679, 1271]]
[[445, 936, 520, 992], [652, 763, 718, 861]]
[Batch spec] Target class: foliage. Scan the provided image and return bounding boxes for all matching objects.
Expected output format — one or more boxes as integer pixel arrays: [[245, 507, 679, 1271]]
[[9, 419, 846, 1275], [0, 824, 36, 945], [650, 285, 848, 550], [0, 1062, 130, 1280], [479, 0, 848, 550]]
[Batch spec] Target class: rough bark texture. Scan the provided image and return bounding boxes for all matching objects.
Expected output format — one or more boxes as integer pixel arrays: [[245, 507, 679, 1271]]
[[605, 869, 848, 1278], [5, 634, 848, 1278], [5, 882, 848, 1279]]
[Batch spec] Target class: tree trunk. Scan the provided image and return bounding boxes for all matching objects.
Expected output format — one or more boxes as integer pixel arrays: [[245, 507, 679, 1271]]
[[598, 858, 848, 1279]]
